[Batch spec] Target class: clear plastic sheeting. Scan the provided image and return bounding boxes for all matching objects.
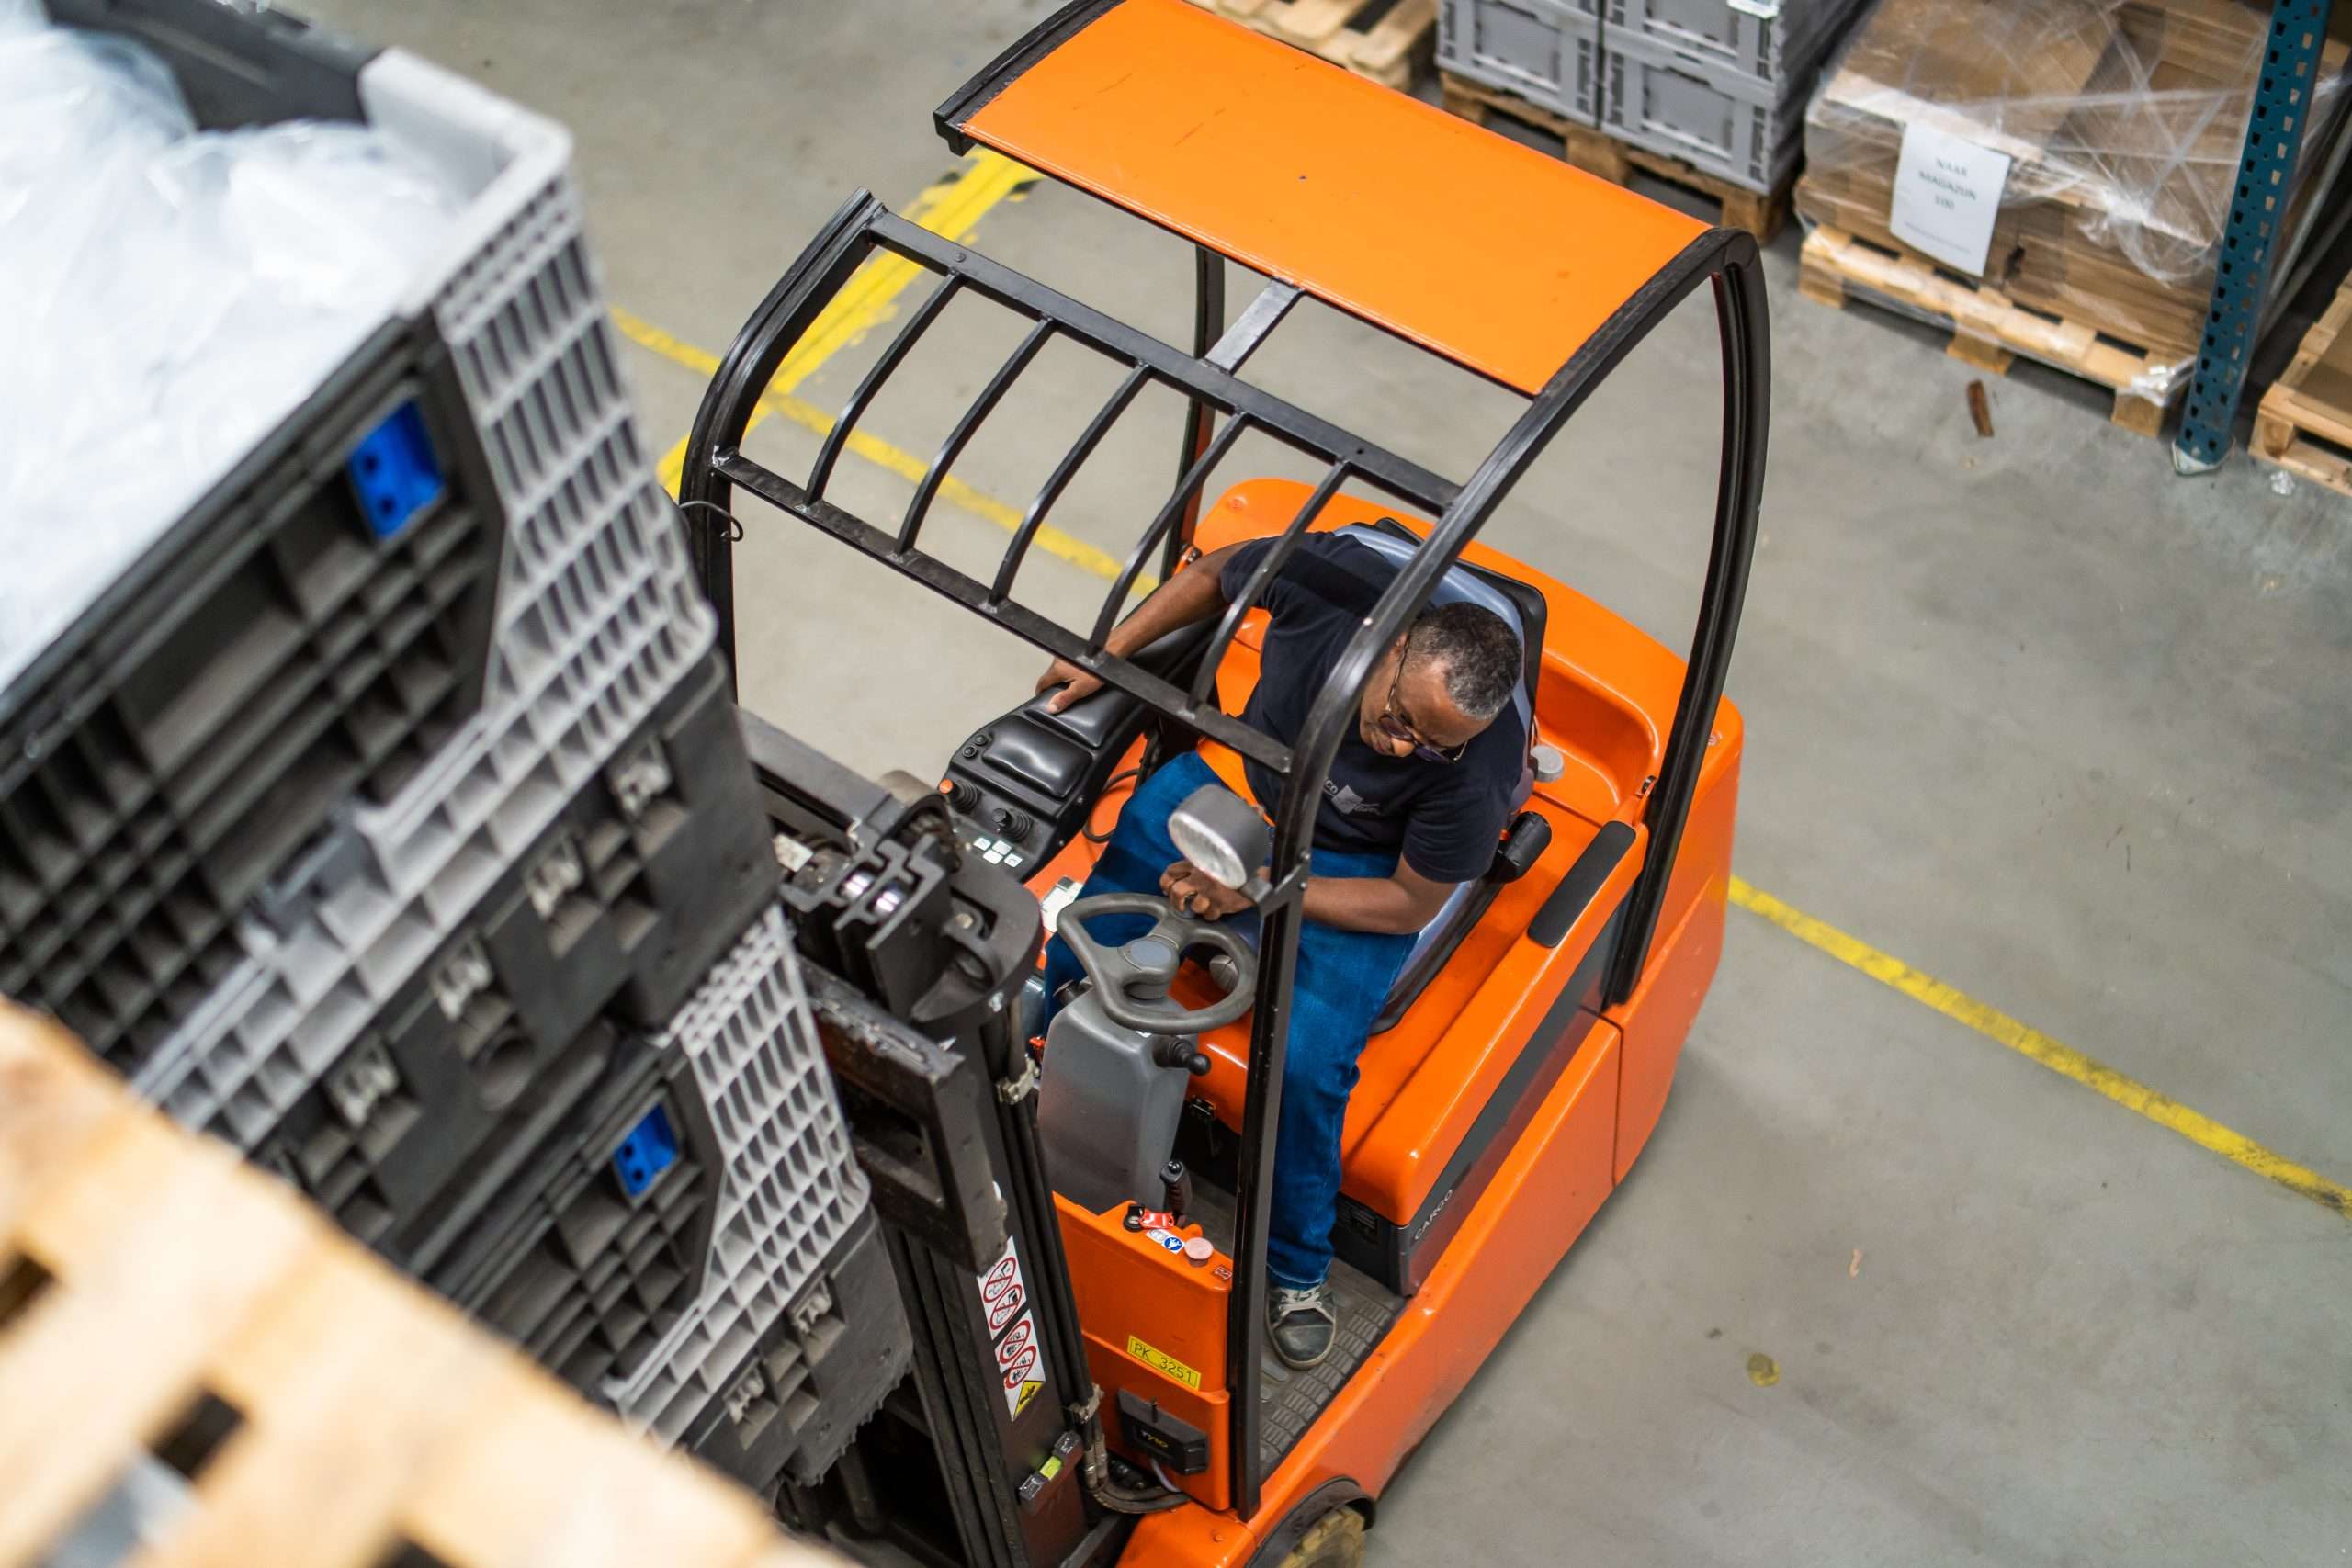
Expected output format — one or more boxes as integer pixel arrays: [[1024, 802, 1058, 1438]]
[[0, 3, 459, 689], [1797, 0, 2350, 384]]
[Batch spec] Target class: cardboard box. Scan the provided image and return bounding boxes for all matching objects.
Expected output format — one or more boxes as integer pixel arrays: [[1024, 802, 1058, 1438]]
[[1796, 0, 2348, 364]]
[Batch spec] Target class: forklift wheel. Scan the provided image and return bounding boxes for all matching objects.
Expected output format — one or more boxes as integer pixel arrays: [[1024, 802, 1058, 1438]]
[[1275, 1507, 1366, 1568]]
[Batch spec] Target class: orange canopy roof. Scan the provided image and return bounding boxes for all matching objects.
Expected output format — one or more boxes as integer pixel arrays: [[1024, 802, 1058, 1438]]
[[949, 0, 1708, 395]]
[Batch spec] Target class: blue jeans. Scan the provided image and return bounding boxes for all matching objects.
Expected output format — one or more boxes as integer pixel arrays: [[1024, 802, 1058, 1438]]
[[1039, 752, 1415, 1289]]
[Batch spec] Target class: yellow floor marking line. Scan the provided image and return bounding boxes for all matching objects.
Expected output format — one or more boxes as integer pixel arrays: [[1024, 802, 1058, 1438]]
[[616, 152, 1148, 591], [650, 150, 1035, 496], [608, 307, 720, 380], [1727, 877, 2352, 1221], [610, 309, 1144, 590]]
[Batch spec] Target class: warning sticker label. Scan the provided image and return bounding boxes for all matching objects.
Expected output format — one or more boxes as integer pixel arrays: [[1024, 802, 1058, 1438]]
[[996, 1308, 1046, 1417], [975, 1235, 1029, 1340]]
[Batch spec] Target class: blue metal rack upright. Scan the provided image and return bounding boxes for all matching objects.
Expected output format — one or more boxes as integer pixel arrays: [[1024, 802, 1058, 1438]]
[[2173, 0, 2339, 473]]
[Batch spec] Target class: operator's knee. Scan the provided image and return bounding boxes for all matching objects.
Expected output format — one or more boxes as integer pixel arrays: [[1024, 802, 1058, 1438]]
[[1274, 1042, 1353, 1184], [1292, 930, 1399, 1047], [1277, 982, 1369, 1113]]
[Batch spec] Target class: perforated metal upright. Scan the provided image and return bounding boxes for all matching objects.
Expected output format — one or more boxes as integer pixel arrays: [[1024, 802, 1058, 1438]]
[[2173, 0, 2339, 472]]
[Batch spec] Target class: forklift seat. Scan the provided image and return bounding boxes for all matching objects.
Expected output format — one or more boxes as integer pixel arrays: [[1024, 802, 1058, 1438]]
[[1020, 477, 1671, 1236], [1329, 523, 1549, 1033]]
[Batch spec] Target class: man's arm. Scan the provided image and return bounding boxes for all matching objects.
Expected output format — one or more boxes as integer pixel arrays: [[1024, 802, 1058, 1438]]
[[1036, 542, 1246, 713], [1164, 859, 1454, 936], [1302, 862, 1455, 933]]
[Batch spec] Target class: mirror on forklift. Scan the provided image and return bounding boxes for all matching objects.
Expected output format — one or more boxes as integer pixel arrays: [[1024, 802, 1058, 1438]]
[[1167, 783, 1271, 896]]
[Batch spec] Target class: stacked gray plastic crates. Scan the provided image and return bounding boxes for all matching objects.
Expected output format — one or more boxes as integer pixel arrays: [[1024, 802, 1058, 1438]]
[[429, 908, 907, 1491], [1599, 0, 1868, 190], [13, 0, 902, 1495], [1439, 0, 1603, 125], [1439, 0, 1868, 189]]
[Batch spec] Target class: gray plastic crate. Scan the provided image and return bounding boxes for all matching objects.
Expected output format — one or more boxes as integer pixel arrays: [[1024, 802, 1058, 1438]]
[[606, 906, 876, 1450], [423, 908, 899, 1491], [1439, 0, 1601, 125], [2, 5, 569, 1074], [683, 1206, 909, 1492], [125, 47, 717, 1139], [137, 513, 711, 1145], [1600, 28, 1810, 191], [457, 1039, 729, 1397], [1600, 0, 1866, 93], [30, 4, 721, 1111]]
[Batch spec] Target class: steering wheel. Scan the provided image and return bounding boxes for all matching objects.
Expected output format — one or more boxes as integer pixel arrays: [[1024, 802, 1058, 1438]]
[[1057, 892, 1258, 1034]]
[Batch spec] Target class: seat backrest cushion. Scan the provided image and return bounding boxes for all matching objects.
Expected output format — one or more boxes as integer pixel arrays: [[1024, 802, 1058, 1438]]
[[1352, 520, 1549, 726], [1334, 524, 1536, 749], [1324, 525, 1545, 1022]]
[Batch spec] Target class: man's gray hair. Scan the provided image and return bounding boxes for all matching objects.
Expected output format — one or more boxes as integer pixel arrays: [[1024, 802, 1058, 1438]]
[[1406, 602, 1521, 723]]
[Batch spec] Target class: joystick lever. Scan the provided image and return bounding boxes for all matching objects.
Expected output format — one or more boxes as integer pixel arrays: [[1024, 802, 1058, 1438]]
[[1153, 1037, 1211, 1077]]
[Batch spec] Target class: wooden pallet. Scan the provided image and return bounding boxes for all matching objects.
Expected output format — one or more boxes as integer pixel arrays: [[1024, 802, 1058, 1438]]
[[0, 1000, 834, 1568], [1797, 224, 2177, 438], [2253, 272, 2352, 498], [1185, 0, 1435, 90], [1439, 72, 1792, 243]]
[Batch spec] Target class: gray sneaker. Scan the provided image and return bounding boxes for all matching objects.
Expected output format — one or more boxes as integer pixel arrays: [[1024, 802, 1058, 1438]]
[[1267, 1280, 1337, 1370]]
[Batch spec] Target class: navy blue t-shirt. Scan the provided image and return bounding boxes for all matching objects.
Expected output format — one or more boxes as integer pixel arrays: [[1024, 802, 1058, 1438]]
[[1217, 533, 1525, 885]]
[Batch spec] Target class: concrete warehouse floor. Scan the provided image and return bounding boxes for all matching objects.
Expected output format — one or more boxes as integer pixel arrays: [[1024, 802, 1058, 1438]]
[[308, 3, 2352, 1562]]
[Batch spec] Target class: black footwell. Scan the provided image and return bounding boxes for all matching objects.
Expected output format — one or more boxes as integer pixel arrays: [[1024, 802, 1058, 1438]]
[[1189, 1185, 1407, 1475]]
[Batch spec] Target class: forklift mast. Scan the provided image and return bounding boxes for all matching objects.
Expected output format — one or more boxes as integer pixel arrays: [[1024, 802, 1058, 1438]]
[[739, 714, 1136, 1567]]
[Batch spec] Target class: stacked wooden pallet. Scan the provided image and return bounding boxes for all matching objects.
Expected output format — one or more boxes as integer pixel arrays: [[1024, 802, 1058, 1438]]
[[1793, 0, 2351, 440], [2254, 274, 2352, 499], [1184, 0, 1436, 89], [0, 1000, 839, 1568], [1797, 226, 2177, 436]]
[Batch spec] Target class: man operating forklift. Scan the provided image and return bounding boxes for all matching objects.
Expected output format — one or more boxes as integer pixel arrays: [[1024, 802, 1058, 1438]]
[[1032, 527, 1524, 1371]]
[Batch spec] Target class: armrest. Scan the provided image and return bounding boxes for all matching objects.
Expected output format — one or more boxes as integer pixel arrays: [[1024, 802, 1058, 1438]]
[[1528, 822, 1636, 948], [1370, 811, 1554, 1034]]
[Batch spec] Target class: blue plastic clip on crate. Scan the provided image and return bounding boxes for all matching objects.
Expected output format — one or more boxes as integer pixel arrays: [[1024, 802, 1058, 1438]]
[[348, 400, 446, 539], [613, 1102, 681, 1199]]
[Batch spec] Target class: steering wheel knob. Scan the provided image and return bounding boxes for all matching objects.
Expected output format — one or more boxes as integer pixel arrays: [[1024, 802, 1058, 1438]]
[[1120, 934, 1180, 998], [1056, 892, 1260, 1034]]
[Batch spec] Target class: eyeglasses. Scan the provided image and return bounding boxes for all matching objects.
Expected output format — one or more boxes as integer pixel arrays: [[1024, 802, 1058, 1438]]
[[1379, 657, 1467, 764]]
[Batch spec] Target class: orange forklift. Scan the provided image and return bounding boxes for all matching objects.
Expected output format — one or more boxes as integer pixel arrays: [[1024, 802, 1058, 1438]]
[[680, 2, 1768, 1562]]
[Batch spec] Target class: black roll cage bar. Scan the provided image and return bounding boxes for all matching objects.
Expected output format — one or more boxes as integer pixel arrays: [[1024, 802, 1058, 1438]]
[[678, 180, 1767, 1525]]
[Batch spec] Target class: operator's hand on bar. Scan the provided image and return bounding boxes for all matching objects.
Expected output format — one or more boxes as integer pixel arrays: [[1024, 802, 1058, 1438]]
[[1162, 861, 1251, 920], [1036, 657, 1102, 714]]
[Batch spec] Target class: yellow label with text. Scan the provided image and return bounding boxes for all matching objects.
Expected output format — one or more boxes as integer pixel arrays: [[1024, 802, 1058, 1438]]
[[1125, 1335, 1202, 1391]]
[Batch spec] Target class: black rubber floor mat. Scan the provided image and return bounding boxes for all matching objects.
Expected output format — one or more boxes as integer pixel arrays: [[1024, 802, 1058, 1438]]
[[1188, 1184, 1406, 1475]]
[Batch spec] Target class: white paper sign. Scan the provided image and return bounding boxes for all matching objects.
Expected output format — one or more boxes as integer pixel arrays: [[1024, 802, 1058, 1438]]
[[1888, 121, 2013, 277]]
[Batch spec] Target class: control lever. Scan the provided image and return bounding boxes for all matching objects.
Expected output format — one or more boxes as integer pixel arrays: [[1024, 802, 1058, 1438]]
[[1492, 809, 1552, 882], [1151, 1038, 1211, 1077], [1159, 1158, 1193, 1223]]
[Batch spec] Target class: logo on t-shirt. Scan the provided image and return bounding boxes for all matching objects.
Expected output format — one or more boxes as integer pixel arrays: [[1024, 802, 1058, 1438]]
[[1325, 781, 1384, 818]]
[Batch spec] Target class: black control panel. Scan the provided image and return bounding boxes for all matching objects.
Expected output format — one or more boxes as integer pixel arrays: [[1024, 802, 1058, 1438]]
[[937, 624, 1219, 878], [940, 687, 1136, 877]]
